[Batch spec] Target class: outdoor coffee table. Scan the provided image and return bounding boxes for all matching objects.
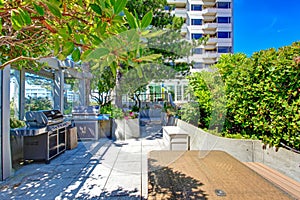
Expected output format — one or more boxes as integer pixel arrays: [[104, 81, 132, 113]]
[[148, 150, 293, 199]]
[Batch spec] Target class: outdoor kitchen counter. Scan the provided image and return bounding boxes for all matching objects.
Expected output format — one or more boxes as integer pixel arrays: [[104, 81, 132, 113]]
[[148, 150, 294, 199], [71, 114, 110, 121], [11, 127, 47, 136]]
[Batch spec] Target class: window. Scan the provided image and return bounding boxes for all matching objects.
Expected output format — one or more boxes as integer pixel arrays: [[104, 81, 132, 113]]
[[217, 2, 231, 9], [164, 5, 175, 10], [191, 19, 202, 25], [217, 32, 231, 38], [176, 85, 182, 101], [191, 33, 202, 39], [218, 46, 232, 53], [193, 48, 202, 54], [217, 17, 231, 23], [191, 4, 202, 11]]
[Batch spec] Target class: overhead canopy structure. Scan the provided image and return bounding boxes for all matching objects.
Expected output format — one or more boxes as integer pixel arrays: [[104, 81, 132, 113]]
[[0, 57, 93, 180]]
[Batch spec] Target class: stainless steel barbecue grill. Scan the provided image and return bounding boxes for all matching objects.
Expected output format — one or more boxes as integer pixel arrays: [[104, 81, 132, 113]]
[[11, 110, 70, 163], [72, 106, 101, 140]]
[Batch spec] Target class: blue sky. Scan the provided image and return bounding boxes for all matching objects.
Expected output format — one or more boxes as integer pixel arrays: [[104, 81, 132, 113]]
[[234, 0, 300, 56]]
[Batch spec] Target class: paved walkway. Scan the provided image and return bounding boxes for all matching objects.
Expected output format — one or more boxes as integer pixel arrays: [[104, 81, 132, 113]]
[[0, 121, 166, 199]]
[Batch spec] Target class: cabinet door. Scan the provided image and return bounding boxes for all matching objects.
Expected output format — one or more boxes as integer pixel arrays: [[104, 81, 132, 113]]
[[74, 121, 98, 140], [58, 128, 66, 152], [48, 132, 58, 159]]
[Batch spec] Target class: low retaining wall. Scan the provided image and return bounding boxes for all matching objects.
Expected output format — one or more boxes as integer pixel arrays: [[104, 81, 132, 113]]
[[177, 119, 300, 183]]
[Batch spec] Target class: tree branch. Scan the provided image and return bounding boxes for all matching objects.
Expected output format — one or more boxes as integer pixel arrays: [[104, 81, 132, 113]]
[[0, 55, 52, 70]]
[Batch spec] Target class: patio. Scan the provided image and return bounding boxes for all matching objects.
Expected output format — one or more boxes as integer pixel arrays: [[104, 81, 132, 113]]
[[0, 121, 165, 199]]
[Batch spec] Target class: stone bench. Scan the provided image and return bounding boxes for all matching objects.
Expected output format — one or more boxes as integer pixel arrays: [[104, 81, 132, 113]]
[[163, 126, 189, 150]]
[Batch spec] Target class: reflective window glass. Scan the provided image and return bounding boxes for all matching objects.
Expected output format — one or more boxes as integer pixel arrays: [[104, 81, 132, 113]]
[[217, 17, 231, 23], [191, 33, 202, 39], [217, 2, 231, 8], [217, 32, 231, 38], [191, 4, 202, 11], [191, 19, 202, 25], [218, 46, 232, 53]]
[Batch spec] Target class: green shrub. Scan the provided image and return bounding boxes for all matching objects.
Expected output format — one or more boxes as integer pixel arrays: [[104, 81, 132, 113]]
[[187, 42, 300, 150], [10, 118, 25, 129], [217, 42, 300, 149]]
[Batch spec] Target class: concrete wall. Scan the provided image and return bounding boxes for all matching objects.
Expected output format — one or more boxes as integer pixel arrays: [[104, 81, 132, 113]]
[[176, 119, 300, 183]]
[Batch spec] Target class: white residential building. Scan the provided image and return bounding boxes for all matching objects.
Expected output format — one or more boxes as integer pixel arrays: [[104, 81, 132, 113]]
[[167, 0, 233, 72]]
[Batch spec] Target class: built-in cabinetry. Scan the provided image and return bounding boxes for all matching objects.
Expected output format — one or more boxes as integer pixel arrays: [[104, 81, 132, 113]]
[[23, 127, 66, 164]]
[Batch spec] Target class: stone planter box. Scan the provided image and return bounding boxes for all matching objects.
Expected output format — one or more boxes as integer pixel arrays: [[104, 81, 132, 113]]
[[112, 118, 140, 140]]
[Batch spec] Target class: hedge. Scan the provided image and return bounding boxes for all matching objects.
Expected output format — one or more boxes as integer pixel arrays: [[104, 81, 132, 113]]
[[186, 42, 300, 150]]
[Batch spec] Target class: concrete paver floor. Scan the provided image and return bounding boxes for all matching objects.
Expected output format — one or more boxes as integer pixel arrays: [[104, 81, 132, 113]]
[[0, 120, 166, 200]]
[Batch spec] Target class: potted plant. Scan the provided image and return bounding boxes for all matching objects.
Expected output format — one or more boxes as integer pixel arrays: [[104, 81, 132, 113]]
[[111, 106, 140, 140]]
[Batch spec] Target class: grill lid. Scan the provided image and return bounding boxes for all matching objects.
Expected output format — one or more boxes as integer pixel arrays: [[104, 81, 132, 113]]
[[25, 110, 64, 127], [72, 106, 100, 116]]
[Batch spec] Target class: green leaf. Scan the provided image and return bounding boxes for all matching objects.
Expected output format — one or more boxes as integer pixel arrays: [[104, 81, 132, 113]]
[[137, 54, 161, 62], [62, 42, 74, 56], [81, 49, 92, 61], [11, 10, 23, 30], [86, 48, 110, 60], [97, 22, 107, 35], [114, 0, 127, 14], [74, 34, 81, 43], [136, 65, 143, 78], [134, 10, 141, 28], [45, 2, 62, 18], [124, 9, 138, 29], [141, 11, 153, 28], [67, 23, 72, 34], [0, 18, 2, 34], [90, 34, 102, 46], [54, 37, 60, 55], [72, 48, 81, 62], [18, 9, 31, 25], [90, 4, 102, 15], [33, 3, 44, 16], [58, 28, 70, 40], [112, 15, 124, 23], [143, 30, 165, 38]]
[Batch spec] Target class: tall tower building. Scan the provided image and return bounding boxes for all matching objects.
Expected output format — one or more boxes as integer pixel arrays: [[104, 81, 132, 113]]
[[167, 0, 233, 72]]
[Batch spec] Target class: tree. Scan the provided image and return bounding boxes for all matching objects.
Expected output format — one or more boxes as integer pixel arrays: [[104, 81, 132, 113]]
[[90, 66, 115, 106], [86, 10, 162, 107], [0, 0, 129, 70], [126, 0, 175, 28]]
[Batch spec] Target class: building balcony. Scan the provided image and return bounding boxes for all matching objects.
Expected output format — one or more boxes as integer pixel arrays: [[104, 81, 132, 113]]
[[202, 23, 217, 30], [199, 0, 216, 7], [206, 37, 218, 44], [201, 52, 218, 59], [175, 8, 187, 18], [202, 8, 217, 15], [202, 15, 216, 21], [216, 8, 232, 16], [167, 0, 186, 8], [181, 23, 188, 33], [203, 29, 216, 35], [187, 25, 204, 33], [203, 43, 217, 50], [216, 38, 233, 46]]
